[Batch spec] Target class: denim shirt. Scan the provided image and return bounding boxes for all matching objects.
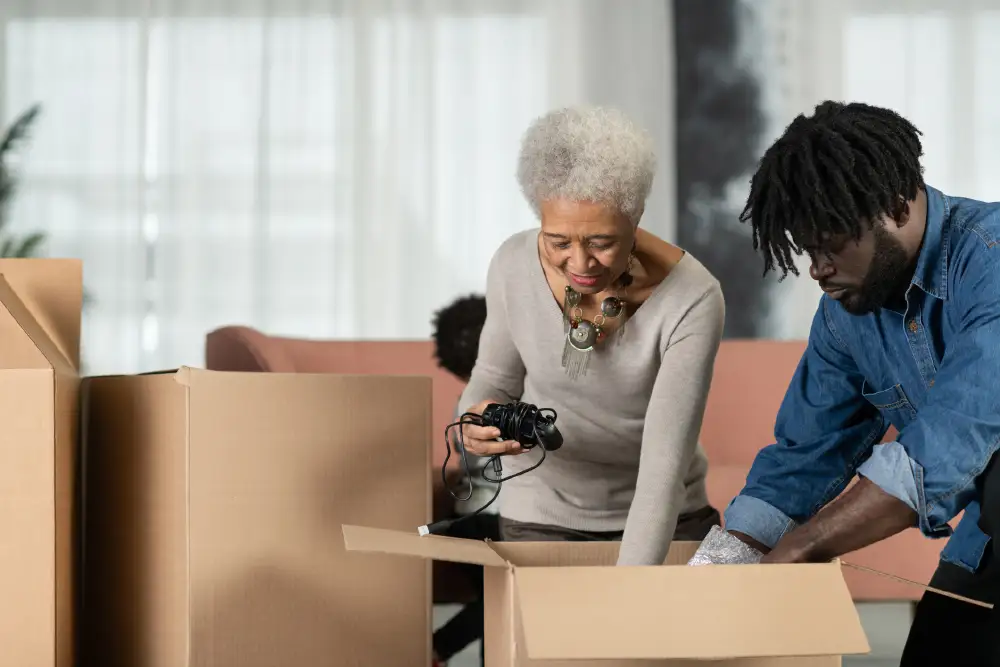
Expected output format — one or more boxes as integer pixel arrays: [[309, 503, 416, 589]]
[[724, 185, 1000, 573]]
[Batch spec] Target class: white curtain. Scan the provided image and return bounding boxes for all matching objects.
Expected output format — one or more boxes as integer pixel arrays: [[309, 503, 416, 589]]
[[0, 0, 674, 374], [757, 0, 1000, 339]]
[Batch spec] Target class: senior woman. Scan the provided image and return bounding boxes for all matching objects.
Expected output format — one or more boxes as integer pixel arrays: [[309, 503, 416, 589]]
[[459, 105, 724, 566]]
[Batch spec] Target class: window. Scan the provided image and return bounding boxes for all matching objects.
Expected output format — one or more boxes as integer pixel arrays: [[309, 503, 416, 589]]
[[3, 9, 548, 373]]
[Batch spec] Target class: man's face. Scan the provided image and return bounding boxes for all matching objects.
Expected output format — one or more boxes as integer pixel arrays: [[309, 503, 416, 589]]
[[806, 219, 912, 315]]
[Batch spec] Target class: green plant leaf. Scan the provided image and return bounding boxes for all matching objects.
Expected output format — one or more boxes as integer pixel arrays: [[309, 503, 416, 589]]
[[0, 104, 42, 164], [10, 232, 45, 257], [0, 238, 14, 258], [0, 103, 43, 237]]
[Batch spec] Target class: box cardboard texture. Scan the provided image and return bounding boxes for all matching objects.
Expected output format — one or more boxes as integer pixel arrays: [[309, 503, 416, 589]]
[[343, 525, 872, 666], [82, 368, 432, 667], [0, 259, 83, 667]]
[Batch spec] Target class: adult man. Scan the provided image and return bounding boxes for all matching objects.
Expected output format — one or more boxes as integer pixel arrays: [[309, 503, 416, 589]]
[[697, 101, 1000, 664]]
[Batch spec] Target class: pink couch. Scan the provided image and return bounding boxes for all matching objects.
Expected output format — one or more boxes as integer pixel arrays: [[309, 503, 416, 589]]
[[205, 327, 947, 601]]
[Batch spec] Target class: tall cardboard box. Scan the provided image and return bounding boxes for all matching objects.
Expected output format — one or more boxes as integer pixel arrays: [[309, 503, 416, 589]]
[[0, 259, 83, 667], [82, 368, 432, 666], [344, 525, 872, 666]]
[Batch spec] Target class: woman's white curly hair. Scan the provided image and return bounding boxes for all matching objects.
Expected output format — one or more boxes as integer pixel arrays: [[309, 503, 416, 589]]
[[516, 105, 656, 225]]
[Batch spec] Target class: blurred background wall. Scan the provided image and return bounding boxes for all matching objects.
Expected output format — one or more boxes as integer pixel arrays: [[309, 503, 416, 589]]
[[1, 0, 999, 373], [675, 0, 1000, 339]]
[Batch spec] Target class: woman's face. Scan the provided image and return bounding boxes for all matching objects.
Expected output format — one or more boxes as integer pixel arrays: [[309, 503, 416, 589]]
[[539, 198, 634, 294]]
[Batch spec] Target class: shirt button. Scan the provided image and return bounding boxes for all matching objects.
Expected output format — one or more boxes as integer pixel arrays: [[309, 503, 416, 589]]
[[908, 320, 918, 333]]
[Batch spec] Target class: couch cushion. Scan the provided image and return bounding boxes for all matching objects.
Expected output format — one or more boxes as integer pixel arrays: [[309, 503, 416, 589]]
[[699, 341, 805, 466]]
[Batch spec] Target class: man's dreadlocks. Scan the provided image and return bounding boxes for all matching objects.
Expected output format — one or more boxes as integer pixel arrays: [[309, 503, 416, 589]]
[[431, 294, 487, 381], [739, 100, 925, 278]]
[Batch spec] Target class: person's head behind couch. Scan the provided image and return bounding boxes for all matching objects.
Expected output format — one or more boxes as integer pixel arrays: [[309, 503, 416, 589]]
[[431, 294, 486, 383]]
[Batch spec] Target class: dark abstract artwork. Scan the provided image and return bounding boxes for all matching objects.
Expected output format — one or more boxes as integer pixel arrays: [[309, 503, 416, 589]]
[[673, 0, 779, 337]]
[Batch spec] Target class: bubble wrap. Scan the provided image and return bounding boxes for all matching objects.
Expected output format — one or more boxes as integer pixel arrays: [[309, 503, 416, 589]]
[[686, 525, 764, 566]]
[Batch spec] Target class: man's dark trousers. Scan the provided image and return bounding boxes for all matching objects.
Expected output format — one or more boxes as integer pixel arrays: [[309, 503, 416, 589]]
[[900, 452, 1000, 666]]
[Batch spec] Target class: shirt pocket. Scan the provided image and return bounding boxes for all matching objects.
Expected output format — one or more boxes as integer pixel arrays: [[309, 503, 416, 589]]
[[861, 381, 917, 430]]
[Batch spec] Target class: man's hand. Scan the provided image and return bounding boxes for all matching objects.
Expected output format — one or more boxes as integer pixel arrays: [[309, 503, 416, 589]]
[[759, 476, 917, 564], [687, 525, 765, 565], [730, 528, 808, 564], [727, 531, 771, 555], [760, 532, 813, 564]]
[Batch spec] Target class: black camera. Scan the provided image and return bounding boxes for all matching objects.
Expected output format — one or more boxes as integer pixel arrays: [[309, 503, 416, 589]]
[[480, 401, 563, 451], [419, 400, 562, 536]]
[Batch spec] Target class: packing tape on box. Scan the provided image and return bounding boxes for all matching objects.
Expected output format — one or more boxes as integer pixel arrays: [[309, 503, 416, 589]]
[[687, 525, 763, 566]]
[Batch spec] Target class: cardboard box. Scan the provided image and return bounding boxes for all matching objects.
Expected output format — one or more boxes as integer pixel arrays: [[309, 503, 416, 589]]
[[0, 259, 82, 667], [82, 368, 432, 667], [343, 524, 871, 666]]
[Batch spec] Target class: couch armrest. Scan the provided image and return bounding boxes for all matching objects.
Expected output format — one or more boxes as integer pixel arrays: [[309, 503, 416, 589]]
[[205, 326, 296, 373]]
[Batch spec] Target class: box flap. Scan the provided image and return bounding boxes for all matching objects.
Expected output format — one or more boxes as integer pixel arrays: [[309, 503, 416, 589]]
[[342, 525, 507, 568], [489, 539, 701, 567], [0, 260, 82, 370], [514, 562, 870, 660], [0, 294, 47, 369], [0, 274, 75, 373]]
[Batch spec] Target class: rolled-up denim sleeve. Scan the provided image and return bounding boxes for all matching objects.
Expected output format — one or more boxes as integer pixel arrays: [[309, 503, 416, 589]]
[[723, 298, 888, 549], [723, 495, 798, 547], [856, 442, 921, 511]]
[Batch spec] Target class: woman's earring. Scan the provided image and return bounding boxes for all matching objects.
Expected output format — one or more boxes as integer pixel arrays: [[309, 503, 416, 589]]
[[618, 252, 635, 288]]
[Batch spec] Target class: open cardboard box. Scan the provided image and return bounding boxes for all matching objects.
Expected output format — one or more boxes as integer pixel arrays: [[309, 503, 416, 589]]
[[344, 524, 872, 666]]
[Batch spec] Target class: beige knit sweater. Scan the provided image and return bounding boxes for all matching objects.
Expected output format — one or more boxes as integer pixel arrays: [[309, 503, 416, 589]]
[[458, 228, 724, 565]]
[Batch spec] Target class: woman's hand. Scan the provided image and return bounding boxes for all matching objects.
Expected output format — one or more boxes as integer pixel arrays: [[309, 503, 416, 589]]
[[460, 398, 525, 456]]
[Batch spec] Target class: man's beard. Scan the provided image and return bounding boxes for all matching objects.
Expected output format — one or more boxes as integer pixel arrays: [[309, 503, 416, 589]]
[[841, 227, 912, 316]]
